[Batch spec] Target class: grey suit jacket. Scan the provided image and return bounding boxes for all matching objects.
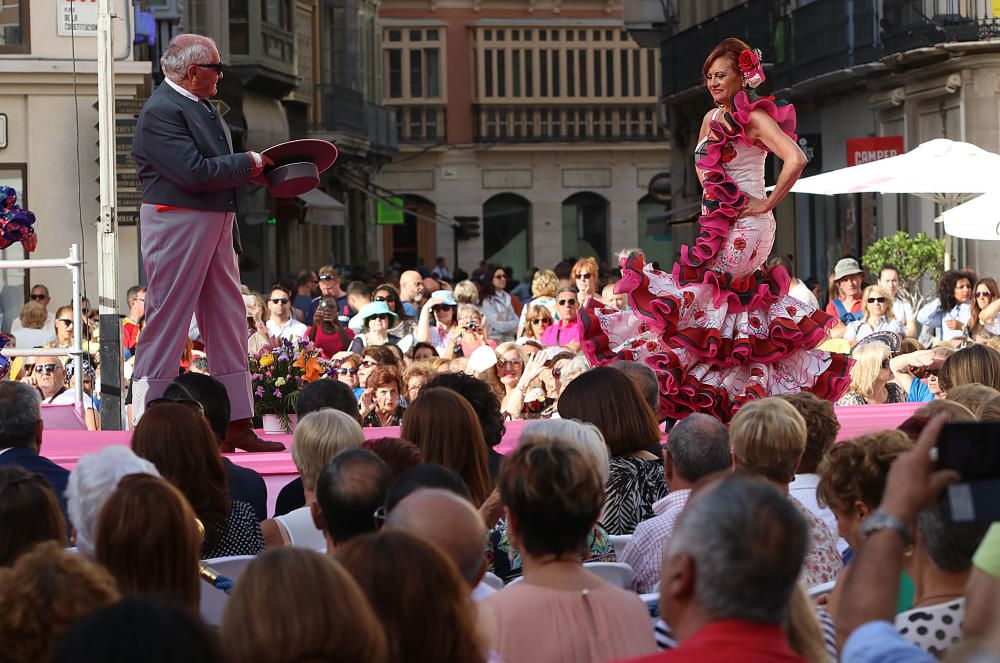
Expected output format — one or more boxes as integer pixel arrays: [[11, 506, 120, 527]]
[[133, 83, 255, 251]]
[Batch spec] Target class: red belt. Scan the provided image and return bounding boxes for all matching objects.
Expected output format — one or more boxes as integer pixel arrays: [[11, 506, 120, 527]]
[[144, 203, 191, 213]]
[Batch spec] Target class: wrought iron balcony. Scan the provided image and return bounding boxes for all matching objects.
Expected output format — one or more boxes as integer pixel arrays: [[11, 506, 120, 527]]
[[881, 0, 1000, 54], [366, 103, 399, 154], [315, 84, 366, 135], [790, 0, 880, 84], [473, 104, 663, 143], [391, 105, 448, 145]]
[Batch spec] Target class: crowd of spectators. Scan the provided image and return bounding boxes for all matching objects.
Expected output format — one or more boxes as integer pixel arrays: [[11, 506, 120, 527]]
[[2, 255, 1000, 662]]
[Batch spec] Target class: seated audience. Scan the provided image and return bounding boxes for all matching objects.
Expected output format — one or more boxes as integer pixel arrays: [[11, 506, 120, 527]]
[[783, 392, 842, 546], [0, 541, 119, 663], [338, 530, 488, 663], [490, 419, 617, 582], [817, 429, 914, 607], [482, 440, 657, 662], [424, 371, 506, 479], [893, 504, 987, 656], [384, 488, 491, 600], [400, 387, 493, 506], [834, 416, 964, 659], [384, 463, 472, 513], [28, 355, 99, 430], [0, 382, 69, 512], [624, 475, 811, 662], [132, 403, 264, 559], [621, 413, 731, 593], [66, 445, 159, 557], [0, 466, 66, 567], [221, 547, 388, 663], [558, 366, 667, 535], [937, 343, 1000, 394], [839, 342, 906, 405], [272, 377, 363, 517], [360, 365, 405, 427], [730, 397, 842, 588], [945, 383, 1000, 416], [361, 437, 423, 478], [334, 353, 363, 399], [402, 361, 436, 404], [95, 474, 202, 611], [164, 373, 268, 519], [54, 597, 224, 663], [263, 409, 364, 550], [845, 285, 904, 343], [312, 448, 392, 553]]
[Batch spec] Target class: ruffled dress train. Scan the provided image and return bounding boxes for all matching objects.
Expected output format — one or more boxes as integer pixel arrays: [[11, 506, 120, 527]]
[[579, 91, 851, 422]]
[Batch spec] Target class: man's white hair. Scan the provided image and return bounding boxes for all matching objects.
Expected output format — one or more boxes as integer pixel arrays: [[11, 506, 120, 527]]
[[66, 445, 160, 557], [160, 34, 218, 82]]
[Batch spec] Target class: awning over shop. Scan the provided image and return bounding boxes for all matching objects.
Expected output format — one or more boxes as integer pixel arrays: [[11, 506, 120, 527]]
[[298, 188, 346, 227], [243, 92, 290, 153]]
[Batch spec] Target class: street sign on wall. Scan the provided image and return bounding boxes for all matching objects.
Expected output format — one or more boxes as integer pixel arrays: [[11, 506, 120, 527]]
[[846, 136, 904, 166]]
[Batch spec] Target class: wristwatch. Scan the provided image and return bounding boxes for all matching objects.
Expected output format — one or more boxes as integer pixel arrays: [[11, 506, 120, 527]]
[[861, 509, 913, 546]]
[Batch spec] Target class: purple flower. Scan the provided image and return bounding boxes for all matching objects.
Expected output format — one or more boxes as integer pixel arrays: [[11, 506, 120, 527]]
[[273, 389, 282, 398], [255, 386, 265, 397]]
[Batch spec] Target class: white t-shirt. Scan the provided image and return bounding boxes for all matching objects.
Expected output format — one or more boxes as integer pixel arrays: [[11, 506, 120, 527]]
[[13, 327, 56, 349], [274, 506, 326, 551], [892, 298, 914, 326], [266, 318, 308, 341], [46, 389, 96, 410]]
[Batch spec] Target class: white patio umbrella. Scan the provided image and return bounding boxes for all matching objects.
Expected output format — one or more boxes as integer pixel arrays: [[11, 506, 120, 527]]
[[790, 138, 1000, 203], [936, 192, 1000, 241], [789, 138, 1000, 267]]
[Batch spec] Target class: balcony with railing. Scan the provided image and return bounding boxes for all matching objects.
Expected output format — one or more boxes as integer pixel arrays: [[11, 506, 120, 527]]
[[391, 105, 448, 145], [660, 0, 1000, 98], [473, 104, 663, 143], [312, 85, 398, 156], [228, 5, 297, 93]]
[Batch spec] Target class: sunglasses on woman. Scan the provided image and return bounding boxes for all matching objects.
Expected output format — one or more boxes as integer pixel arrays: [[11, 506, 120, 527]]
[[575, 273, 593, 280], [867, 297, 886, 304], [976, 291, 992, 298], [432, 305, 452, 313], [337, 368, 359, 376], [530, 318, 550, 326], [361, 359, 377, 368]]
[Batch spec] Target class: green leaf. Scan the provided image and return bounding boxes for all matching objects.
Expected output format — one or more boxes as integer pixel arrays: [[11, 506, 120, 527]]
[[861, 231, 944, 311]]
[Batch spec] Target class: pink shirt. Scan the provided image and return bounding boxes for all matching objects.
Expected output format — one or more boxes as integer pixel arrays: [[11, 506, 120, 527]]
[[541, 319, 581, 347]]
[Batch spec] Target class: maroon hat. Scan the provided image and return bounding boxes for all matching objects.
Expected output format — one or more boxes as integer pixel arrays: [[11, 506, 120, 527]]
[[251, 139, 339, 197]]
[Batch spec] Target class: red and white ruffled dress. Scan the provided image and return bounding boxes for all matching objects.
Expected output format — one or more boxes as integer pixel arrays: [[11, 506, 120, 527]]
[[579, 91, 851, 422]]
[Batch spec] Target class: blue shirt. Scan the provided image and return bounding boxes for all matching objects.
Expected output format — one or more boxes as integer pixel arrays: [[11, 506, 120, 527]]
[[402, 301, 418, 318], [842, 621, 934, 663], [907, 378, 934, 403]]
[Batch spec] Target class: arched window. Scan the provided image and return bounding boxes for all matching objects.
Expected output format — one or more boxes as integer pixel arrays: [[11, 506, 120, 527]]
[[562, 192, 608, 262], [483, 193, 532, 278], [638, 194, 674, 268]]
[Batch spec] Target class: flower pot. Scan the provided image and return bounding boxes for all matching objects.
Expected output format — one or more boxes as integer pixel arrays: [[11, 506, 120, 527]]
[[262, 413, 297, 434]]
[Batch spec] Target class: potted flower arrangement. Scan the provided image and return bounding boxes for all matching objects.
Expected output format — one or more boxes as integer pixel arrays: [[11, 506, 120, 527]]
[[249, 337, 327, 433]]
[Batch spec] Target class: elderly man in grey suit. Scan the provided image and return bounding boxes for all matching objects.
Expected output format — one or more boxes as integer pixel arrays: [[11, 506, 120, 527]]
[[131, 33, 282, 451]]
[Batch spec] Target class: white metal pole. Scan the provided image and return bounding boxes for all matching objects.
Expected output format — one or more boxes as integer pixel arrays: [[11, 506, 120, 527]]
[[97, 0, 123, 429], [70, 244, 84, 406]]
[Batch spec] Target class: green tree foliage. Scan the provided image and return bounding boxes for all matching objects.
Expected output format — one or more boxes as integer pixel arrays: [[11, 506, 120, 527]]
[[862, 231, 944, 312]]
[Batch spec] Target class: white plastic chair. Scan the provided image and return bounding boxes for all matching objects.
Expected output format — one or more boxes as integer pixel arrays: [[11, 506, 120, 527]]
[[639, 591, 660, 617], [608, 534, 633, 557], [583, 561, 635, 588], [807, 580, 836, 599], [199, 555, 256, 626], [481, 571, 505, 591]]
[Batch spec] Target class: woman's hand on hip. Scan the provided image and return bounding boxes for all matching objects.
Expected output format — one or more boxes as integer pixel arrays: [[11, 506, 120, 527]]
[[740, 194, 770, 218]]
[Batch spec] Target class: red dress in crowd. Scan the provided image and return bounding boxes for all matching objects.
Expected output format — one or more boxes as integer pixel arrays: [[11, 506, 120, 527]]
[[579, 91, 851, 422]]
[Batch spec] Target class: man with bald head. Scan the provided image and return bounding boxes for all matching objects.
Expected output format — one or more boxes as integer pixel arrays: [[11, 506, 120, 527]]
[[399, 270, 425, 317], [385, 488, 492, 598]]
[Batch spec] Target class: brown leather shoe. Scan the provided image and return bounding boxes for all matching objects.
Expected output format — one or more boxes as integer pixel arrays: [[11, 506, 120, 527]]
[[221, 418, 285, 453]]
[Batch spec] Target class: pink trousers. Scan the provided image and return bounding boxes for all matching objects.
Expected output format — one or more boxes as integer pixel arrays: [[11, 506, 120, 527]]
[[132, 204, 252, 422]]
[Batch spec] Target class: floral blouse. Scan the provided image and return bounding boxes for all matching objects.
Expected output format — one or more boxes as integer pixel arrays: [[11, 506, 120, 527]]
[[487, 516, 616, 583], [837, 382, 906, 406], [362, 405, 405, 428]]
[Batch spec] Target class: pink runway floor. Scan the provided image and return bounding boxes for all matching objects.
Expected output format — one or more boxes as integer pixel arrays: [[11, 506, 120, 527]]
[[42, 402, 922, 517]]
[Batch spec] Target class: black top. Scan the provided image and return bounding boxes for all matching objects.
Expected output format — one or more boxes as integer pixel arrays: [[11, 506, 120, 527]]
[[223, 458, 267, 522], [273, 477, 305, 518], [0, 447, 70, 517]]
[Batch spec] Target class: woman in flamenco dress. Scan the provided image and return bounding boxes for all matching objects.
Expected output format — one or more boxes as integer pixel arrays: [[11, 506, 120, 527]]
[[579, 38, 851, 422]]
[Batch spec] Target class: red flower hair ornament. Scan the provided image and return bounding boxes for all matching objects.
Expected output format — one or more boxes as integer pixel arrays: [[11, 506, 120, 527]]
[[738, 48, 765, 89]]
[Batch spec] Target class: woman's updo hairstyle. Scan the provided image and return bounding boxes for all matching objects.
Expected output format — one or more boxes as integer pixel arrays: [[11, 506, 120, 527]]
[[702, 37, 752, 80]]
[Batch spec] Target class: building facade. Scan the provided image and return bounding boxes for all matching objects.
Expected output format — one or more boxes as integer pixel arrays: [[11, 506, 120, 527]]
[[378, 0, 670, 278], [0, 0, 150, 329], [629, 0, 1000, 294]]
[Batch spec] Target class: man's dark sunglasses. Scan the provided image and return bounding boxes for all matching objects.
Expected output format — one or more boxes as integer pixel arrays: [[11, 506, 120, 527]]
[[29, 293, 47, 301], [196, 62, 225, 72]]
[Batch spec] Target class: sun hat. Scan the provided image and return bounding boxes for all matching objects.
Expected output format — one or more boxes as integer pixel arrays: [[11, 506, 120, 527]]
[[833, 258, 864, 281], [853, 331, 901, 355], [431, 291, 458, 308], [355, 301, 399, 332]]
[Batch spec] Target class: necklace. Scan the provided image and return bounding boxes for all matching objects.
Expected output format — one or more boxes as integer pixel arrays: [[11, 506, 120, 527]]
[[910, 592, 962, 608]]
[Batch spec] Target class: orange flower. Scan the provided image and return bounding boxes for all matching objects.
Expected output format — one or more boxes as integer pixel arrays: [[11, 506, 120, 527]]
[[294, 354, 324, 382]]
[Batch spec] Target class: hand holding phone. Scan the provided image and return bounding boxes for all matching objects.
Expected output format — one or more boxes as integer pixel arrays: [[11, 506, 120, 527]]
[[936, 421, 1000, 522]]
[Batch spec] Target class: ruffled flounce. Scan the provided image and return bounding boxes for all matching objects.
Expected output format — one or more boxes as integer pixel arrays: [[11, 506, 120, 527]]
[[578, 92, 851, 422]]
